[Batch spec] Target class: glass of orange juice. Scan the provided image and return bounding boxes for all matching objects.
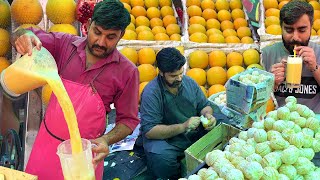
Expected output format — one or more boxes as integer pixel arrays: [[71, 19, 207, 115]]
[[57, 138, 96, 180], [286, 55, 303, 88]]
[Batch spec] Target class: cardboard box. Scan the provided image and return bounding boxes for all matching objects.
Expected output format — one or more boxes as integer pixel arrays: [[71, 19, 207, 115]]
[[226, 68, 274, 114], [0, 167, 37, 180], [184, 123, 240, 174]]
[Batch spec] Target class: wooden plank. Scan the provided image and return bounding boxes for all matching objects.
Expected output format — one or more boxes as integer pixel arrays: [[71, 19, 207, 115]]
[[0, 167, 37, 180]]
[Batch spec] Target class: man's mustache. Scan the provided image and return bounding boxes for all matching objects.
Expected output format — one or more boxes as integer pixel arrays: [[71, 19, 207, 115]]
[[92, 44, 107, 51]]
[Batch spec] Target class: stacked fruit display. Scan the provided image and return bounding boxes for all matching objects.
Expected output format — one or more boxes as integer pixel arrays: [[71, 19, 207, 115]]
[[119, 45, 184, 102], [0, 0, 11, 74], [186, 0, 253, 43], [182, 96, 320, 179], [264, 0, 320, 36], [185, 48, 262, 98], [46, 0, 78, 35], [121, 0, 182, 41]]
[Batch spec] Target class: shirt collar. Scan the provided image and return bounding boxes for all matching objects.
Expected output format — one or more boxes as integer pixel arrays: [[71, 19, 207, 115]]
[[72, 37, 120, 67]]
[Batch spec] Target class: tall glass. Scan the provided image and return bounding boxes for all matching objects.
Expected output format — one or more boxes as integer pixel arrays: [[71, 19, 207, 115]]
[[286, 55, 303, 88], [57, 138, 96, 180]]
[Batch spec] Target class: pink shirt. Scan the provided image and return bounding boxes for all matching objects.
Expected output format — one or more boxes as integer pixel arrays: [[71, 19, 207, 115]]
[[32, 28, 140, 131]]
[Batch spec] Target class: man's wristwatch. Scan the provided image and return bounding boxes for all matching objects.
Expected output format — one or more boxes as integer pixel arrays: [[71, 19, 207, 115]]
[[311, 64, 319, 73]]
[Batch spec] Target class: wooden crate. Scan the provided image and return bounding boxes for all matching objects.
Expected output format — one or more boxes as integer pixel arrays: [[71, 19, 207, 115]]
[[184, 123, 240, 174], [0, 167, 37, 180]]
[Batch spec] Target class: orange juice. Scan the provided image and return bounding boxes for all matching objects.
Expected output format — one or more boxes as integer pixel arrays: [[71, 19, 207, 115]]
[[286, 55, 302, 88]]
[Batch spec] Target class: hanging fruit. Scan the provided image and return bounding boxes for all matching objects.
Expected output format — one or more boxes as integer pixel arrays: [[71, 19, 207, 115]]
[[11, 0, 43, 25], [46, 0, 76, 24], [0, 0, 11, 28]]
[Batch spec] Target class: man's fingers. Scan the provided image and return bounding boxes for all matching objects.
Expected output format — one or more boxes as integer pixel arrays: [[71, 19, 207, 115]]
[[31, 36, 42, 50]]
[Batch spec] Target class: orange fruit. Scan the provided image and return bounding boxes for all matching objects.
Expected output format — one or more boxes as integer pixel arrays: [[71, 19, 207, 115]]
[[266, 98, 275, 113], [237, 26, 251, 39], [189, 50, 209, 69], [263, 0, 278, 10], [138, 64, 157, 83], [163, 15, 177, 27], [187, 5, 202, 17], [231, 8, 245, 20], [206, 19, 220, 30], [265, 16, 280, 27], [201, 0, 215, 10], [154, 33, 170, 40], [120, 47, 138, 64], [123, 3, 131, 13], [208, 84, 226, 96], [135, 16, 150, 27], [159, 0, 172, 7], [215, 0, 230, 11], [0, 57, 10, 73], [217, 10, 232, 22], [152, 26, 166, 35], [139, 81, 149, 102], [136, 25, 151, 34], [161, 6, 174, 17], [313, 19, 320, 31], [186, 0, 201, 7], [202, 9, 217, 20], [189, 16, 206, 27], [209, 50, 227, 67], [207, 67, 227, 85], [147, 7, 161, 19], [220, 20, 234, 31], [145, 0, 159, 8], [313, 29, 317, 35], [166, 24, 180, 36], [170, 34, 182, 41], [138, 48, 156, 64], [200, 86, 208, 98], [137, 30, 154, 40], [0, 28, 10, 56], [266, 24, 282, 35], [122, 29, 137, 40], [186, 68, 207, 86], [227, 52, 243, 68], [278, 1, 289, 10], [190, 32, 208, 43], [310, 1, 320, 10], [265, 8, 280, 18], [150, 18, 163, 29], [227, 65, 245, 79], [233, 18, 248, 30], [130, 14, 135, 24], [126, 23, 135, 31], [131, 6, 147, 18], [120, 0, 130, 4], [130, 0, 144, 7], [208, 33, 225, 43], [42, 84, 53, 106], [189, 24, 206, 35], [229, 0, 242, 10], [206, 28, 222, 36], [223, 29, 237, 37], [243, 49, 260, 66], [241, 36, 254, 44], [225, 36, 241, 43]]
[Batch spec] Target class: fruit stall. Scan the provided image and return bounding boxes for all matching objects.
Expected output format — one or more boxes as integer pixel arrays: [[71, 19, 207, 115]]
[[1, 0, 320, 179]]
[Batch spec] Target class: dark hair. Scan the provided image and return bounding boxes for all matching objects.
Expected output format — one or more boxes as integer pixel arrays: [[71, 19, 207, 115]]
[[280, 0, 314, 26], [92, 0, 130, 31], [156, 48, 186, 73]]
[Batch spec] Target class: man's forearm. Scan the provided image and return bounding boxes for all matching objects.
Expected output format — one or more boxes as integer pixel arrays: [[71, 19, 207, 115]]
[[145, 123, 186, 140], [101, 123, 132, 145]]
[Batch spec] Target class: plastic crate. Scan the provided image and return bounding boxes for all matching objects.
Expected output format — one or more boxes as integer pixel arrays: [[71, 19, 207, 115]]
[[225, 68, 274, 114], [184, 123, 240, 174]]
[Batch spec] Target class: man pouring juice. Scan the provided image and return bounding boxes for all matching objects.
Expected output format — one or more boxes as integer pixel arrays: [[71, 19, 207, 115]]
[[262, 0, 320, 114], [3, 0, 140, 179]]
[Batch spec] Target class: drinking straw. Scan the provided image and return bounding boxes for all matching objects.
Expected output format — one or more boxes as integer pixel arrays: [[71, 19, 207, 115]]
[[293, 45, 297, 57]]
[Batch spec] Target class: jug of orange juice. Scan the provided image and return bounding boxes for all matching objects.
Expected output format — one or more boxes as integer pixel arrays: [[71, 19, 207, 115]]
[[0, 47, 58, 96]]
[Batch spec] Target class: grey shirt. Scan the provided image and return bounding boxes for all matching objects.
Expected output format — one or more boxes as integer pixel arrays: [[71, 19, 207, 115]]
[[261, 41, 320, 113]]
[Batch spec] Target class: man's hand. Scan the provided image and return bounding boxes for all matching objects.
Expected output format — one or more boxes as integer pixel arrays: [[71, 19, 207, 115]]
[[14, 30, 42, 56], [90, 137, 109, 166], [184, 116, 201, 131], [270, 59, 286, 89], [295, 46, 317, 72], [204, 113, 217, 130]]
